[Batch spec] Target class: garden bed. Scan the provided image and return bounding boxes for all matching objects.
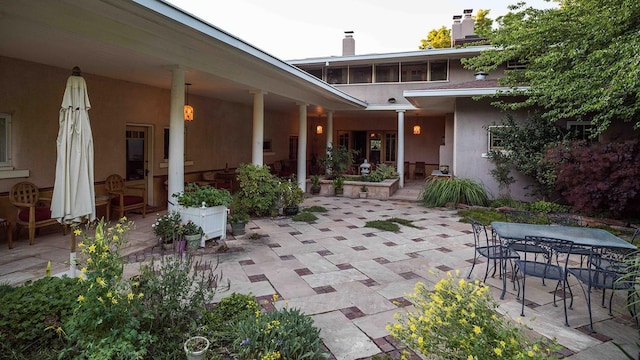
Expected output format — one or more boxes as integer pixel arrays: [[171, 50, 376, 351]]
[[306, 176, 399, 200]]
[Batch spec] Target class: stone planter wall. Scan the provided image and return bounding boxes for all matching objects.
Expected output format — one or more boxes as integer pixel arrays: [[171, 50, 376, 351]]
[[306, 177, 399, 200]]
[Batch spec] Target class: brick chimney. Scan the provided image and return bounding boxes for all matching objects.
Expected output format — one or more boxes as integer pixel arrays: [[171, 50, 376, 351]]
[[342, 31, 355, 56]]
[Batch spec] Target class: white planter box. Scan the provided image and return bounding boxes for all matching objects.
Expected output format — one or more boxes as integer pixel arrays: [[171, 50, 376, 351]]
[[179, 205, 228, 246]]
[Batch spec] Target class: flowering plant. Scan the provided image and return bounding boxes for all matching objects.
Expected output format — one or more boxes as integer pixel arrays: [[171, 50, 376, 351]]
[[387, 271, 558, 360], [177, 220, 203, 236], [152, 210, 182, 240]]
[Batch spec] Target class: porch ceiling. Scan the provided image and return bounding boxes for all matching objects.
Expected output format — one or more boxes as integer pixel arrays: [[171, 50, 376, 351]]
[[0, 0, 367, 113]]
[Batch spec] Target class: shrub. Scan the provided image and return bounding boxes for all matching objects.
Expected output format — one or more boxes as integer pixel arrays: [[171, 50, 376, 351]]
[[137, 253, 229, 358], [545, 140, 640, 217], [0, 276, 83, 357], [387, 273, 558, 360], [365, 220, 400, 232], [236, 163, 281, 217], [173, 182, 232, 208], [152, 210, 182, 241], [230, 302, 328, 359], [303, 206, 328, 213], [525, 200, 569, 214], [319, 145, 359, 178], [292, 211, 318, 222], [419, 177, 489, 208]]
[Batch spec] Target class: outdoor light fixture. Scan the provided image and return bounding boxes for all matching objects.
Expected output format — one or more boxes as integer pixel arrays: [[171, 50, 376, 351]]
[[413, 125, 421, 135], [184, 83, 194, 121], [316, 125, 323, 134]]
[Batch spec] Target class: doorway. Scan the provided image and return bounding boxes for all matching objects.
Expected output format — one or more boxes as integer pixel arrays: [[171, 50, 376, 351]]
[[125, 125, 153, 205]]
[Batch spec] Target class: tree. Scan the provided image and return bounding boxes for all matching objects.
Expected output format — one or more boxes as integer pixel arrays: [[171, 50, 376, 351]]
[[474, 9, 493, 37], [462, 0, 640, 134], [419, 26, 451, 49]]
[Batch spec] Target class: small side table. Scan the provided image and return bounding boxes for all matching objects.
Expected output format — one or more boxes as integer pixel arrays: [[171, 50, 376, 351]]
[[0, 218, 13, 249], [95, 195, 111, 222]]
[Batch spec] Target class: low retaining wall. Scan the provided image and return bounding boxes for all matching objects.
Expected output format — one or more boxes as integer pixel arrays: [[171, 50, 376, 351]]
[[306, 177, 399, 200]]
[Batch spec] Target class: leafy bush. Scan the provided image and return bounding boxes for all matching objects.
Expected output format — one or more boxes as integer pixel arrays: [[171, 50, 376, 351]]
[[365, 220, 400, 232], [525, 200, 569, 214], [303, 206, 327, 213], [545, 140, 640, 217], [457, 209, 504, 226], [387, 273, 558, 360], [230, 305, 328, 359], [137, 253, 229, 358], [236, 163, 282, 217], [152, 210, 182, 241], [361, 163, 399, 182], [292, 211, 318, 222], [419, 177, 489, 208], [173, 182, 232, 208], [280, 179, 305, 207], [319, 145, 359, 178], [0, 276, 83, 356]]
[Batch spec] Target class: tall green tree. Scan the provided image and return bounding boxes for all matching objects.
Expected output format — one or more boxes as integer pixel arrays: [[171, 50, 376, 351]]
[[474, 9, 493, 37], [462, 0, 640, 134], [419, 26, 451, 49]]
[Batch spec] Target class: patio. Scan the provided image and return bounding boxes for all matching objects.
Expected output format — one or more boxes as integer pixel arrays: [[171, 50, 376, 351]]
[[0, 180, 637, 359]]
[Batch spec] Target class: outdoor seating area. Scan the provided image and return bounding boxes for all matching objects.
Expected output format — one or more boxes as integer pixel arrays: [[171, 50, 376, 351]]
[[1, 182, 638, 359]]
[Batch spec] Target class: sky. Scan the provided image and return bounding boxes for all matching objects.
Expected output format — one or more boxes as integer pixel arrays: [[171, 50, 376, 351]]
[[166, 0, 557, 60]]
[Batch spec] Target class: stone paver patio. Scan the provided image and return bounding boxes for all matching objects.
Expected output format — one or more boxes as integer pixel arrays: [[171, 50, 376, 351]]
[[0, 183, 637, 359]]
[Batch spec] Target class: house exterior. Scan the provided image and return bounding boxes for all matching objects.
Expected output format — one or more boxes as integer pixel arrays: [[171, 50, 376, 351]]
[[4, 0, 632, 226]]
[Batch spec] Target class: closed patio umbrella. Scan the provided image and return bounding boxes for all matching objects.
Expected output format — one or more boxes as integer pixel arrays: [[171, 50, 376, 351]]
[[51, 67, 95, 276]]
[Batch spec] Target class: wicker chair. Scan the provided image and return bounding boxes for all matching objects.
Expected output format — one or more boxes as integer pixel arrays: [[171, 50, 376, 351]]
[[105, 174, 146, 219], [10, 181, 64, 245]]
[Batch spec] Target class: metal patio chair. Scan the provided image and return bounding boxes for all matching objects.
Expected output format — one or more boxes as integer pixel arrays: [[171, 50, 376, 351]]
[[467, 218, 520, 283]]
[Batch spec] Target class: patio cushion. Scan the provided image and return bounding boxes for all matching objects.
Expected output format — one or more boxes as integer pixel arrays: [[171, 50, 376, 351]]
[[18, 207, 52, 222], [111, 195, 144, 206]]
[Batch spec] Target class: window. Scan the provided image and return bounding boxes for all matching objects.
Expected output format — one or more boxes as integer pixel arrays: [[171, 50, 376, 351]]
[[288, 136, 298, 160], [429, 60, 448, 81], [401, 61, 427, 82], [163, 128, 170, 160], [348, 65, 372, 84], [384, 133, 397, 162], [327, 67, 347, 84], [263, 139, 273, 152], [487, 126, 508, 152], [0, 113, 10, 167], [375, 63, 399, 82], [304, 68, 323, 80], [506, 60, 527, 70], [338, 132, 350, 149], [567, 121, 597, 141]]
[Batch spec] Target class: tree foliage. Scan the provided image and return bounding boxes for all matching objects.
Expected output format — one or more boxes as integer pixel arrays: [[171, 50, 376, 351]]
[[544, 140, 640, 217], [462, 0, 640, 134], [419, 26, 451, 49], [474, 9, 493, 37]]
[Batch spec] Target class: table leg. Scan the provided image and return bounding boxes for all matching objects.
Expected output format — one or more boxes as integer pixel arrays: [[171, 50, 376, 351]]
[[6, 221, 12, 249]]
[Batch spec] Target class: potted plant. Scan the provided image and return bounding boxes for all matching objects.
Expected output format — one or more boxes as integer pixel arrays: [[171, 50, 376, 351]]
[[228, 194, 250, 236], [310, 175, 321, 195], [152, 210, 182, 250], [332, 176, 345, 196], [359, 185, 368, 198], [177, 220, 204, 250], [173, 183, 232, 246], [183, 335, 210, 360], [280, 179, 304, 215]]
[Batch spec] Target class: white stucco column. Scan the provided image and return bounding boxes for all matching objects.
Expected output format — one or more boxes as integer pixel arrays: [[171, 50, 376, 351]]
[[326, 111, 334, 150], [297, 103, 308, 190], [168, 68, 186, 209], [397, 110, 405, 188], [251, 90, 264, 165]]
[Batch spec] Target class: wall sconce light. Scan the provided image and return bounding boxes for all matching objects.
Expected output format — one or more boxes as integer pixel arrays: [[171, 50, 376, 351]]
[[184, 83, 194, 121], [316, 125, 323, 134], [413, 125, 421, 135]]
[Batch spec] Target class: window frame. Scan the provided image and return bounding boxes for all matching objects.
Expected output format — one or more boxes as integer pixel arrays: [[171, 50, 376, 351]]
[[566, 121, 598, 141], [0, 113, 12, 168], [487, 125, 508, 153]]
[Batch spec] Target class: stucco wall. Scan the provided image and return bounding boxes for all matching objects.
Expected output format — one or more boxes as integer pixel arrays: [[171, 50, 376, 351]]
[[453, 97, 535, 201]]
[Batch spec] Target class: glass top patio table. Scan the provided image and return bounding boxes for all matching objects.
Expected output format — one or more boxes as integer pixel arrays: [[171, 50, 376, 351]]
[[491, 221, 636, 250]]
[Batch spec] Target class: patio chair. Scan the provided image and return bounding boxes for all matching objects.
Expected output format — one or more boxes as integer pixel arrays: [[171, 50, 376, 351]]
[[10, 181, 65, 245], [467, 218, 520, 283], [547, 213, 590, 266], [567, 245, 637, 333], [513, 236, 574, 326], [404, 161, 409, 180], [503, 210, 549, 281], [414, 161, 425, 179], [105, 174, 146, 219]]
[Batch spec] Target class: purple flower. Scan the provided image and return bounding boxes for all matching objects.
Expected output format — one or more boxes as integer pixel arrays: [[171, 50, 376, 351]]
[[240, 338, 250, 346]]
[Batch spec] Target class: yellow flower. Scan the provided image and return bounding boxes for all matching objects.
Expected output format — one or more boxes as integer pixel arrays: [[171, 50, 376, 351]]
[[468, 356, 474, 360], [86, 257, 92, 263], [500, 340, 506, 348], [113, 235, 119, 241], [127, 293, 134, 300], [74, 229, 82, 236], [81, 267, 87, 273], [494, 347, 502, 356], [106, 291, 112, 298], [112, 297, 117, 304], [532, 344, 539, 351], [96, 277, 106, 287], [97, 296, 104, 303], [77, 295, 84, 302], [473, 325, 481, 334], [528, 350, 534, 357], [272, 293, 279, 302], [138, 292, 144, 298], [88, 244, 96, 253]]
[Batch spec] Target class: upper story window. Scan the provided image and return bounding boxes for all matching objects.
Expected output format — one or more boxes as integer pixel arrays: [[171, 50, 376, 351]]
[[429, 60, 448, 81], [305, 68, 323, 80], [327, 67, 348, 84], [401, 61, 427, 82], [349, 65, 372, 84], [375, 63, 399, 82], [506, 60, 527, 70], [0, 113, 11, 167]]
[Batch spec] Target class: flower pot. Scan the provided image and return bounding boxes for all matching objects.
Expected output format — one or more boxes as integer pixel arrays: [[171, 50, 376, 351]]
[[184, 336, 210, 360], [334, 188, 344, 196], [359, 191, 367, 199], [184, 234, 202, 250], [230, 221, 246, 236], [180, 205, 228, 245], [284, 205, 299, 216]]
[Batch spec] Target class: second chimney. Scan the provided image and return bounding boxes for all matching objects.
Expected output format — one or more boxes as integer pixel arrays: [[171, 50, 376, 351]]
[[342, 31, 355, 56]]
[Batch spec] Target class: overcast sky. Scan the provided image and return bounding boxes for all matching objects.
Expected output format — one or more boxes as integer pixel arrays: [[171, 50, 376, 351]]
[[166, 0, 557, 60]]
